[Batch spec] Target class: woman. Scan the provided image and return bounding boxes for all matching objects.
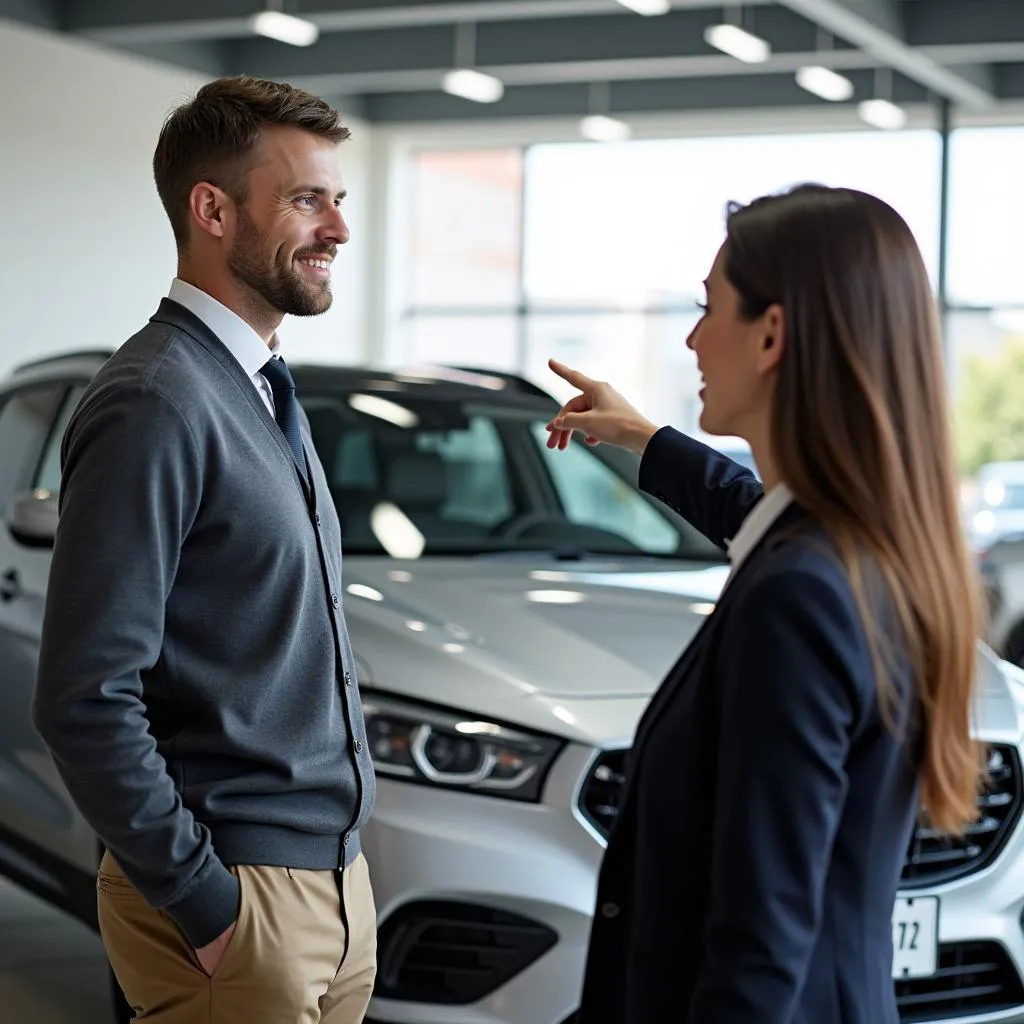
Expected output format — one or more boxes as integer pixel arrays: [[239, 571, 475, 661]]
[[545, 184, 983, 1024]]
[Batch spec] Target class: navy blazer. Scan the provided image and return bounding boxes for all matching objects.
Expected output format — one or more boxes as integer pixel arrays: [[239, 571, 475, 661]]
[[577, 427, 922, 1024]]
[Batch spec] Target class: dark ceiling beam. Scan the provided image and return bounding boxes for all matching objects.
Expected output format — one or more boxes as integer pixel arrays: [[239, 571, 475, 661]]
[[230, 24, 453, 79], [0, 0, 60, 30], [775, 0, 996, 108], [923, 42, 1024, 68], [226, 7, 823, 81], [67, 0, 774, 44], [220, 7, 1015, 101], [4, 0, 1017, 123], [997, 63, 1024, 101], [358, 65, 929, 121], [905, 0, 1024, 50], [116, 39, 230, 76], [282, 47, 934, 98]]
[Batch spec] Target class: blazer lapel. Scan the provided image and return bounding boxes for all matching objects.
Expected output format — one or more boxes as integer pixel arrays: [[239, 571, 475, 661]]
[[623, 503, 814, 794], [629, 609, 716, 754]]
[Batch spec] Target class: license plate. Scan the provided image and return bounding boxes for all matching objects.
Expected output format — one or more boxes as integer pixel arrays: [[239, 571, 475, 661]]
[[891, 896, 939, 979]]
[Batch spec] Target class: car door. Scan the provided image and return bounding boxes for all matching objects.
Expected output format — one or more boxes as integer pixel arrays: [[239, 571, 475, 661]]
[[0, 381, 96, 878]]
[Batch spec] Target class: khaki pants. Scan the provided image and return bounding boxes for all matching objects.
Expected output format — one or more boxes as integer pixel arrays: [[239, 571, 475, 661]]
[[97, 850, 376, 1023]]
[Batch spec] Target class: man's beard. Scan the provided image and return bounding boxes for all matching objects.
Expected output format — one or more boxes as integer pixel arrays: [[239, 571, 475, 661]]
[[227, 206, 334, 318]]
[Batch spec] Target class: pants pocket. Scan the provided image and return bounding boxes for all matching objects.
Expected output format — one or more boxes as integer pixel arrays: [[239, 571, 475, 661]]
[[97, 861, 209, 1020], [206, 865, 248, 981]]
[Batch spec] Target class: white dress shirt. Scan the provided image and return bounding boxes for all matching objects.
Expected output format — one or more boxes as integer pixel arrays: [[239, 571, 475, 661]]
[[725, 482, 794, 578], [168, 278, 281, 417]]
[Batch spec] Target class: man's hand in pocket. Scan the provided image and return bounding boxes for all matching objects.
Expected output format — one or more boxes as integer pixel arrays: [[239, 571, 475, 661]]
[[195, 921, 237, 977]]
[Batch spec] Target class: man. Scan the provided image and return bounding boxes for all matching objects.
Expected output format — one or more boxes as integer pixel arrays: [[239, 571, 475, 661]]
[[32, 76, 377, 1022]]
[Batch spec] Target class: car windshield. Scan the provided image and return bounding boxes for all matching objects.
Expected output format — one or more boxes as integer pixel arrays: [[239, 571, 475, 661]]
[[300, 389, 728, 560]]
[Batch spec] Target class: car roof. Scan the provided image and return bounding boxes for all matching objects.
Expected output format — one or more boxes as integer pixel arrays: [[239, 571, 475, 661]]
[[4, 350, 117, 389], [291, 363, 557, 408], [2, 350, 559, 409], [979, 461, 1024, 482]]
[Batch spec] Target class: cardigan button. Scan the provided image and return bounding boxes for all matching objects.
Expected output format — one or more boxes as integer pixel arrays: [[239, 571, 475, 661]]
[[601, 902, 620, 919]]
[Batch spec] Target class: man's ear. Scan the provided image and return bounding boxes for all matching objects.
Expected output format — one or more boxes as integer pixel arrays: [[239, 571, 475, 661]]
[[757, 303, 785, 375], [188, 182, 231, 241]]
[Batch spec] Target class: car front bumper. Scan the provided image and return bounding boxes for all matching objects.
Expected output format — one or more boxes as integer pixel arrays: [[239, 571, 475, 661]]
[[362, 743, 600, 1024], [362, 739, 1024, 1024], [899, 808, 1024, 1024]]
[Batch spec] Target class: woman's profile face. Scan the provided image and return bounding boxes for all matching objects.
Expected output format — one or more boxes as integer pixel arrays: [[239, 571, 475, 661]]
[[686, 243, 782, 440]]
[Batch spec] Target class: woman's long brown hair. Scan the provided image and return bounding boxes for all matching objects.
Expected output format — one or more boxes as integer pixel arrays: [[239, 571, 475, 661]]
[[725, 184, 983, 835]]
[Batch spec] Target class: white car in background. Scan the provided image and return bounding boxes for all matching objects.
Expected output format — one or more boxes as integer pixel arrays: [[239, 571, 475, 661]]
[[970, 462, 1024, 550], [0, 354, 1022, 1024]]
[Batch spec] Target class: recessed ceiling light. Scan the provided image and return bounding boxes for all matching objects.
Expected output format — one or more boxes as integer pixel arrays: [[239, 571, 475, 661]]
[[250, 11, 319, 47], [704, 23, 771, 64], [857, 98, 907, 130], [615, 0, 671, 14], [442, 68, 504, 103], [795, 65, 855, 102], [580, 114, 632, 142]]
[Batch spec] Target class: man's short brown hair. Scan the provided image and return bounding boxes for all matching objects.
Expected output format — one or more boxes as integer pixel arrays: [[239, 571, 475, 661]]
[[153, 75, 350, 252]]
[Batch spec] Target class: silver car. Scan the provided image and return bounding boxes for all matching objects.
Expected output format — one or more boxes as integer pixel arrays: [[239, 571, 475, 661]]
[[1, 351, 1023, 1024]]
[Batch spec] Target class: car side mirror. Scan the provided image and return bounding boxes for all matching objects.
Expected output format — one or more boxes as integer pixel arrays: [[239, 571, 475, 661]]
[[7, 489, 58, 548]]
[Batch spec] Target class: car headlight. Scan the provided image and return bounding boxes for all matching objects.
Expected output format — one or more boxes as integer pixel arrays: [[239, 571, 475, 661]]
[[361, 692, 564, 802]]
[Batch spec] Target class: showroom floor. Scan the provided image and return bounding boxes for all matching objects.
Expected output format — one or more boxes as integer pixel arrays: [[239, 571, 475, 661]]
[[0, 875, 113, 1023]]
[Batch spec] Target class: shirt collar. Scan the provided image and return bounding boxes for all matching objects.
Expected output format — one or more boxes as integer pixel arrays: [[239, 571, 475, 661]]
[[168, 278, 280, 376], [726, 482, 794, 571]]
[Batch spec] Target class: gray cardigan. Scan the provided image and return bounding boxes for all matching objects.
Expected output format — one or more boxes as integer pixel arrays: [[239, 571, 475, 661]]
[[33, 299, 376, 949]]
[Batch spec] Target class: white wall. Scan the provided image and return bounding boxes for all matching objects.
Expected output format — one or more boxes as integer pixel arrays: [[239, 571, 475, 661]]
[[0, 18, 374, 379]]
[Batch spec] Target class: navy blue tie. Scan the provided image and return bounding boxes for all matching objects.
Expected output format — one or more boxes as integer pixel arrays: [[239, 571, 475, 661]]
[[261, 357, 308, 481]]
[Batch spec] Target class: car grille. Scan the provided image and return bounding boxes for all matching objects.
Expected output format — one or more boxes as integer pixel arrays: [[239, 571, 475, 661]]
[[896, 941, 1024, 1021], [577, 749, 628, 838], [902, 743, 1023, 887], [579, 744, 1023, 887], [373, 900, 558, 1005]]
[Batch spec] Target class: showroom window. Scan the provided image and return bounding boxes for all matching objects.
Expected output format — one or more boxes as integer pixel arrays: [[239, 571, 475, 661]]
[[945, 128, 1024, 484], [946, 127, 1024, 309], [399, 129, 941, 436], [401, 147, 524, 372], [396, 123, 1024, 492], [522, 131, 941, 308], [408, 147, 523, 310]]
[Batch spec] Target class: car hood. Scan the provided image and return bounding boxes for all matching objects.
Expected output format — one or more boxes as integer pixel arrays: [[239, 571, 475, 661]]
[[342, 555, 727, 744], [342, 555, 1024, 748]]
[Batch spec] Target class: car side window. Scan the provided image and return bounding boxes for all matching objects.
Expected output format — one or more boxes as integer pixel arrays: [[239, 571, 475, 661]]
[[35, 385, 87, 495], [0, 384, 67, 516]]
